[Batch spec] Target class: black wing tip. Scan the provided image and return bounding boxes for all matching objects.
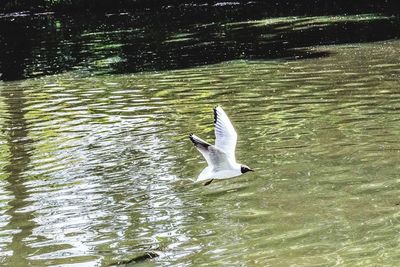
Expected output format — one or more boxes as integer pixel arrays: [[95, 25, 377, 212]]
[[189, 134, 210, 148], [189, 133, 197, 145], [213, 106, 219, 123]]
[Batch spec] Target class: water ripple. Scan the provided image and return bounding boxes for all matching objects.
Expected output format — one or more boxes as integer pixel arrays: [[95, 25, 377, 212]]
[[0, 39, 399, 266]]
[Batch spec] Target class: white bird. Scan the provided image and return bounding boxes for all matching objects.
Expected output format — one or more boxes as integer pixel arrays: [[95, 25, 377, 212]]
[[189, 106, 253, 185]]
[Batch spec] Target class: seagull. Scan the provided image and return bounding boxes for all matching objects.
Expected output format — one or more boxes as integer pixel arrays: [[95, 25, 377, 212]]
[[189, 106, 253, 186]]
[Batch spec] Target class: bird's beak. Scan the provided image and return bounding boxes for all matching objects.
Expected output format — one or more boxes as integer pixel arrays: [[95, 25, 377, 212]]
[[249, 168, 254, 172]]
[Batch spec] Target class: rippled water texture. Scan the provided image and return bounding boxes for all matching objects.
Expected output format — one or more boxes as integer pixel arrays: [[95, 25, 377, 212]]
[[0, 15, 400, 267]]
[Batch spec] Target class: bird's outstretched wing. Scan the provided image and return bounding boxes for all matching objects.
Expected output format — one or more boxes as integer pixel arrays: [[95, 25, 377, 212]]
[[213, 106, 237, 160], [189, 134, 231, 171]]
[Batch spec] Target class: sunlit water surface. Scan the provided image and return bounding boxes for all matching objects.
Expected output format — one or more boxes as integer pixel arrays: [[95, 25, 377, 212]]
[[0, 39, 399, 266]]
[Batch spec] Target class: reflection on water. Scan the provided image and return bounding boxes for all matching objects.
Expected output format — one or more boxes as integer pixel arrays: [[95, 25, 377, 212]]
[[0, 76, 36, 266], [0, 37, 399, 265]]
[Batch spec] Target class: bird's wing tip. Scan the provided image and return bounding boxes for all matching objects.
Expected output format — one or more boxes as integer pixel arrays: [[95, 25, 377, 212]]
[[213, 106, 222, 123]]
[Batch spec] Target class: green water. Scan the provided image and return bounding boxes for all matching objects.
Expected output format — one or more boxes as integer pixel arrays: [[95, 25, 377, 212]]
[[0, 38, 399, 265]]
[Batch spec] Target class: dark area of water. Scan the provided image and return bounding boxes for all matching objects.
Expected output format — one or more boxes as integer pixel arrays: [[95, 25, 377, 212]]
[[0, 2, 399, 81], [1, 0, 399, 14]]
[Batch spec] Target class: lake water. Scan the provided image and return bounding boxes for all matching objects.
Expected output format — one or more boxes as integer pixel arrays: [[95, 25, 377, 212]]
[[0, 9, 399, 266]]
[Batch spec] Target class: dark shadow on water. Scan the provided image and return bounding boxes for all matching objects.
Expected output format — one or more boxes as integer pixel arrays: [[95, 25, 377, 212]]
[[0, 4, 399, 80], [1, 0, 399, 15], [1, 78, 37, 265], [113, 15, 400, 74]]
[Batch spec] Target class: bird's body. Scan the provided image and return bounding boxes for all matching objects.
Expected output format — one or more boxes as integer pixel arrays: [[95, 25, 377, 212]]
[[198, 166, 242, 180], [189, 106, 252, 185]]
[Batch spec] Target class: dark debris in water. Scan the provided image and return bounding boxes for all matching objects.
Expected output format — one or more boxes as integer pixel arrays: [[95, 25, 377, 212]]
[[110, 251, 159, 266]]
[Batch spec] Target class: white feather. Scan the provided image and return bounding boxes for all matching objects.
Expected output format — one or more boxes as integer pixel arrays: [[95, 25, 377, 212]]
[[214, 106, 238, 161]]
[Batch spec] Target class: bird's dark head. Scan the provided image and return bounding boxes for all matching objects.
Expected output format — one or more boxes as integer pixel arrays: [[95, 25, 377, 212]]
[[240, 165, 254, 174]]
